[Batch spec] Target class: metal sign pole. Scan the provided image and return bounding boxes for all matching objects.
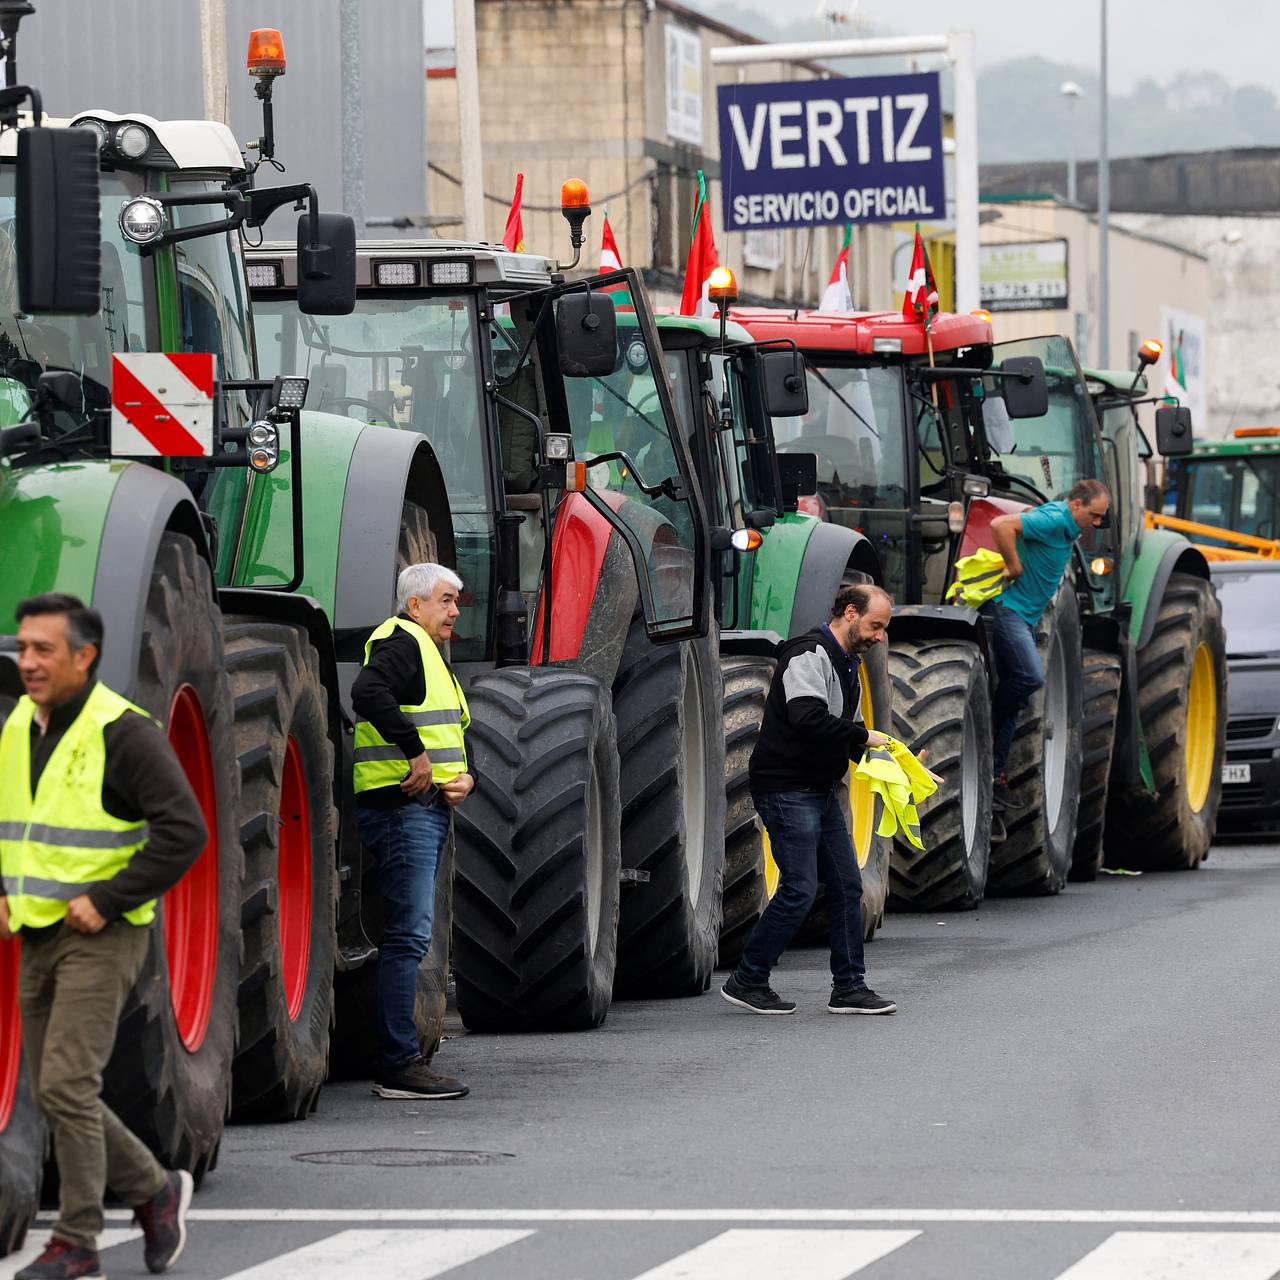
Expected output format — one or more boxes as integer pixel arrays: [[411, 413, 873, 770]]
[[710, 31, 979, 311]]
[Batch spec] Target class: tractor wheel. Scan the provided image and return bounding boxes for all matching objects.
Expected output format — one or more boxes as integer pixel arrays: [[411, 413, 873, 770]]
[[1069, 650, 1123, 882], [0, 692, 44, 1259], [887, 639, 993, 910], [453, 667, 621, 1030], [398, 499, 438, 568], [717, 656, 774, 969], [223, 622, 337, 1122], [988, 585, 1084, 896], [1104, 573, 1227, 870], [327, 829, 453, 1078], [611, 619, 725, 998], [105, 532, 242, 1182]]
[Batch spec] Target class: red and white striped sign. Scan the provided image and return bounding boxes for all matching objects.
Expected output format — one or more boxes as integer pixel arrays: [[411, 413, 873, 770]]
[[111, 352, 215, 457]]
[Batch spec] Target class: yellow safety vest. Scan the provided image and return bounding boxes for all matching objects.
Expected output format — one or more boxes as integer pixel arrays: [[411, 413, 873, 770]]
[[854, 736, 938, 851], [352, 616, 470, 794], [946, 547, 1008, 608], [0, 682, 154, 930]]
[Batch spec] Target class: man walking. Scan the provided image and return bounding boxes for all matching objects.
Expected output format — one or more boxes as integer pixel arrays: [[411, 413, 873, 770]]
[[721, 584, 899, 1016], [351, 562, 475, 1100], [986, 478, 1112, 838], [0, 595, 202, 1280]]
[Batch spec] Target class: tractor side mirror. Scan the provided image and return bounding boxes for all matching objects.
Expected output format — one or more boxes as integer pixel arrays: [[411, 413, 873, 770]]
[[296, 212, 356, 315], [761, 349, 809, 418], [777, 451, 817, 511], [557, 290, 618, 378], [1155, 405, 1193, 456], [17, 127, 102, 315], [999, 356, 1048, 419]]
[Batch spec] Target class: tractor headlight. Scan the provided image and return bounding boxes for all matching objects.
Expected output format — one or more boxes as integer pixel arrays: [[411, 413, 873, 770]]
[[114, 122, 152, 160], [119, 196, 165, 245]]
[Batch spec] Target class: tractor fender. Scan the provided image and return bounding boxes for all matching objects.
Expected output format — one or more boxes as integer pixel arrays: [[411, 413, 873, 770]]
[[1123, 528, 1210, 651], [0, 460, 205, 696], [787, 520, 882, 637], [888, 602, 993, 680]]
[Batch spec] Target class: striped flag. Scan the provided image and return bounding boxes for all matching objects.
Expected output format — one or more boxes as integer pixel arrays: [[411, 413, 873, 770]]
[[502, 173, 525, 253], [819, 224, 854, 312], [901, 224, 940, 330], [679, 170, 720, 318], [599, 210, 623, 273]]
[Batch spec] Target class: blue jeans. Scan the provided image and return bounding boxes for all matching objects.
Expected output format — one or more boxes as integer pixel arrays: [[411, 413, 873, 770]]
[[735, 788, 866, 992], [356, 802, 450, 1070], [984, 600, 1045, 777]]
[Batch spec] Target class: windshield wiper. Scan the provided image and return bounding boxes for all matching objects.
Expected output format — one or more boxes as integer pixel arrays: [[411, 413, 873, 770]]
[[804, 360, 880, 440]]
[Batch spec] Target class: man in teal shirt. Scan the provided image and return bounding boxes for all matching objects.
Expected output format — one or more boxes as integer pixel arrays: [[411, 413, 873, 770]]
[[986, 478, 1111, 837]]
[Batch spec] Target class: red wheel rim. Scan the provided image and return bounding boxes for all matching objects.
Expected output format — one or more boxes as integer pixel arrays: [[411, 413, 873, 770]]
[[0, 938, 20, 1131], [164, 684, 220, 1053], [278, 736, 313, 1022]]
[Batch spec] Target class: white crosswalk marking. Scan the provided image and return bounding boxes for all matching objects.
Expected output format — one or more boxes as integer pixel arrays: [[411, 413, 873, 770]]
[[1053, 1231, 1280, 1279], [626, 1228, 920, 1280], [217, 1227, 533, 1280], [2, 1227, 140, 1279]]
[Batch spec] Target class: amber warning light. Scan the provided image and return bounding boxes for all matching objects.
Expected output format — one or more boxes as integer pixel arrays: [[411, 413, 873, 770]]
[[1137, 338, 1163, 367], [561, 179, 590, 210], [708, 266, 738, 304], [248, 28, 286, 77]]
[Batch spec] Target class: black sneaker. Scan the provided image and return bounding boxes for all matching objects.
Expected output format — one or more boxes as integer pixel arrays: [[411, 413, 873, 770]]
[[990, 811, 1007, 844], [132, 1168, 194, 1274], [373, 1057, 469, 1100], [992, 778, 1028, 812], [15, 1239, 103, 1280], [720, 972, 797, 1014], [828, 986, 897, 1015]]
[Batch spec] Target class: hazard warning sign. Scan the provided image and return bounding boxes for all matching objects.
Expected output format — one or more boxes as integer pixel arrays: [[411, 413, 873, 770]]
[[111, 352, 215, 456]]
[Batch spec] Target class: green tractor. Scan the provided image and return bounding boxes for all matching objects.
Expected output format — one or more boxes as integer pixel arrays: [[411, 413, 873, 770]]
[[733, 309, 1227, 907], [653, 312, 892, 959], [246, 236, 731, 1029], [1159, 426, 1280, 546]]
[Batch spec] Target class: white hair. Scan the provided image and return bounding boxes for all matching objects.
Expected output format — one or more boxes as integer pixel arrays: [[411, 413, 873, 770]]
[[397, 562, 463, 613]]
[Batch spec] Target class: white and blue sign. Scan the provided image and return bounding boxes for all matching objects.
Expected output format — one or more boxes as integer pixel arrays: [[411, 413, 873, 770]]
[[717, 72, 946, 232]]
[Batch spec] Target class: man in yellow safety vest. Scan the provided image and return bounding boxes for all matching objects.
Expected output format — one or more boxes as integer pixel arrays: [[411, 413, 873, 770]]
[[0, 594, 204, 1280], [351, 562, 475, 1101]]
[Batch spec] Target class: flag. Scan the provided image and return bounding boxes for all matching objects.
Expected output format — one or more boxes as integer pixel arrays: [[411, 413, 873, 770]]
[[599, 210, 623, 273], [679, 170, 719, 318], [901, 224, 939, 330], [1166, 326, 1187, 404], [819, 224, 854, 312], [502, 173, 525, 253]]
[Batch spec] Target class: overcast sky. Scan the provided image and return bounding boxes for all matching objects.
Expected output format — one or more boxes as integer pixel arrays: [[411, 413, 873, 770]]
[[424, 0, 1272, 93]]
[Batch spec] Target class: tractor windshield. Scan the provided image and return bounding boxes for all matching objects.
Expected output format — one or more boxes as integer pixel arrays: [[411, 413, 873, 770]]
[[0, 167, 148, 430], [1169, 453, 1280, 541]]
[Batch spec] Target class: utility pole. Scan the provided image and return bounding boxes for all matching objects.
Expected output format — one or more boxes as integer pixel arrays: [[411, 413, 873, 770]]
[[340, 0, 366, 235], [454, 0, 486, 243], [198, 0, 228, 125], [711, 33, 981, 312], [1097, 0, 1110, 368], [1060, 80, 1083, 204]]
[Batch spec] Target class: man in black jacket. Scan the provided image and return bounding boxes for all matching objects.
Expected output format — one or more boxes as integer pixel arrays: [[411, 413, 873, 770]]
[[722, 583, 897, 1016]]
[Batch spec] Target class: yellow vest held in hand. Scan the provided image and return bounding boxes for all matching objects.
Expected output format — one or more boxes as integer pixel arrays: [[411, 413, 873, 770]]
[[0, 682, 154, 930], [352, 617, 470, 794], [946, 547, 1007, 608], [854, 736, 939, 851]]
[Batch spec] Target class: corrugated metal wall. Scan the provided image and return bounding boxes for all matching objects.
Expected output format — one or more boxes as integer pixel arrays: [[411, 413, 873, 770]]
[[18, 0, 426, 234]]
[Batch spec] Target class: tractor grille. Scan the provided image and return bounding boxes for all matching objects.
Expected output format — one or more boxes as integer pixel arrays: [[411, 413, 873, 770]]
[[1226, 716, 1277, 743]]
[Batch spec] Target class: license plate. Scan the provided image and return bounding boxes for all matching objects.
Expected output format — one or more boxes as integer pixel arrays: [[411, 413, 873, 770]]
[[1222, 764, 1252, 784]]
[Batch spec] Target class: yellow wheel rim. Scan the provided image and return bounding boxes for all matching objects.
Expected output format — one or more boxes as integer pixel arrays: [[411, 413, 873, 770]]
[[849, 662, 876, 869], [1185, 641, 1216, 814]]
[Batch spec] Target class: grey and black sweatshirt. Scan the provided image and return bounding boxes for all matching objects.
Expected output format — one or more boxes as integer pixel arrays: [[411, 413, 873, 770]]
[[748, 626, 869, 794]]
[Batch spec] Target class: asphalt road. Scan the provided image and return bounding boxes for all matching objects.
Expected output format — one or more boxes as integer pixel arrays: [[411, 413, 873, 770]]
[[12, 842, 1280, 1280]]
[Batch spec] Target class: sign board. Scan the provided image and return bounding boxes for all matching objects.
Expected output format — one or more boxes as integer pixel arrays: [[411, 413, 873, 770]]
[[979, 239, 1069, 312], [1159, 305, 1207, 430], [743, 229, 784, 271], [111, 352, 214, 456], [717, 72, 945, 233], [666, 26, 703, 147]]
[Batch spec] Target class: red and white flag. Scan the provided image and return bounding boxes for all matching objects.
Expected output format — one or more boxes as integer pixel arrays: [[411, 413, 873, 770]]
[[901, 223, 940, 330], [679, 170, 719, 318], [819, 223, 853, 312], [502, 173, 525, 253], [599, 210, 623, 273], [111, 352, 214, 456]]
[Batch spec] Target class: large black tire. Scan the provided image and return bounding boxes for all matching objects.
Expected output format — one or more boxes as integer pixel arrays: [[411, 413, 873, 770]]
[[0, 695, 44, 1259], [327, 830, 453, 1078], [887, 639, 993, 911], [988, 585, 1084, 896], [611, 620, 725, 997], [1069, 650, 1123, 882], [223, 622, 337, 1122], [105, 532, 242, 1181], [717, 657, 774, 969], [453, 667, 621, 1030], [1104, 573, 1227, 870]]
